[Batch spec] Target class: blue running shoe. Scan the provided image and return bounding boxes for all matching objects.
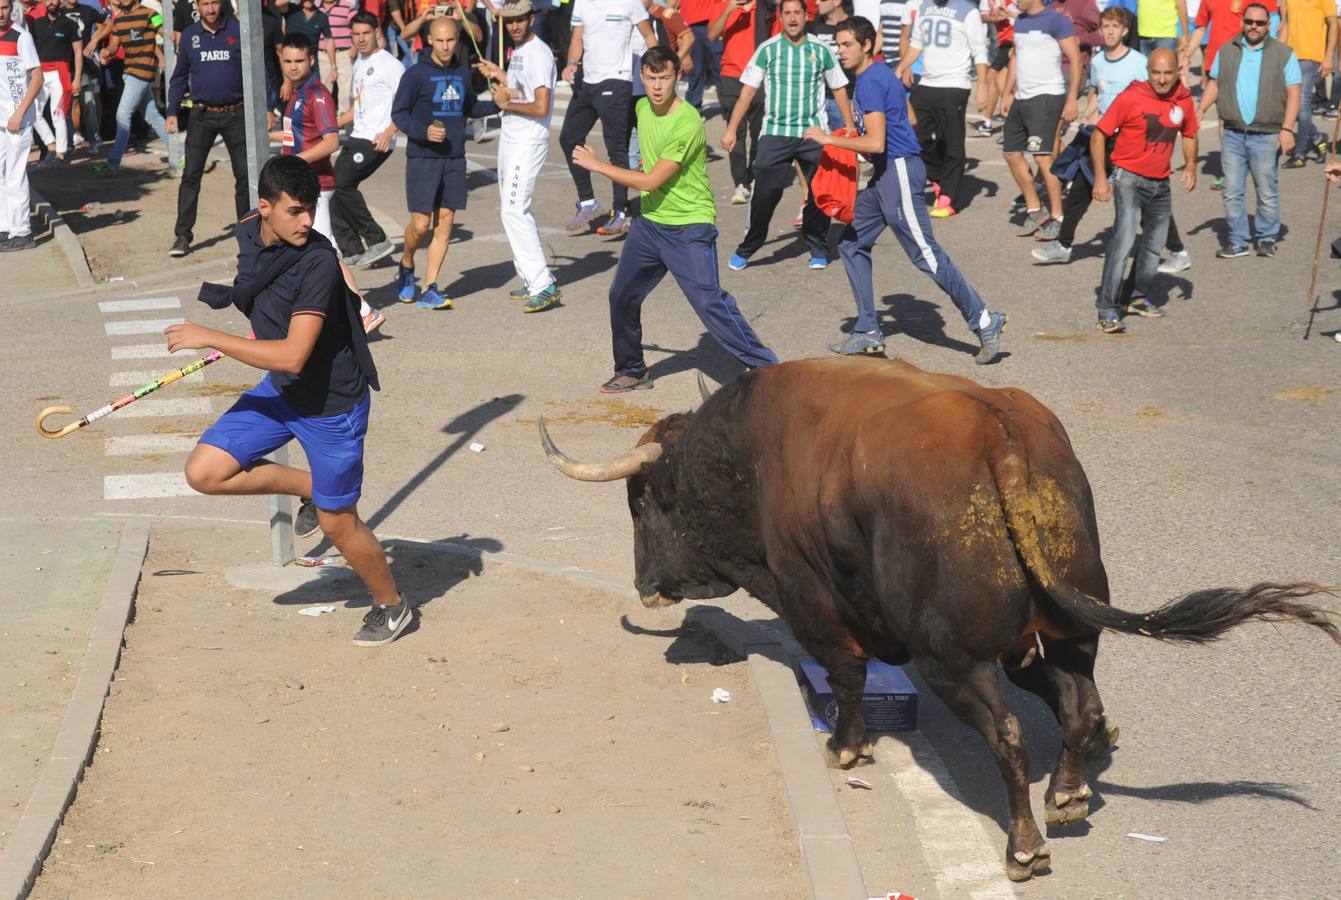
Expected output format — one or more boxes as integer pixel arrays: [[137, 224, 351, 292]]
[[396, 264, 419, 303], [415, 286, 453, 310], [975, 311, 1007, 365], [728, 253, 748, 271], [808, 256, 828, 270]]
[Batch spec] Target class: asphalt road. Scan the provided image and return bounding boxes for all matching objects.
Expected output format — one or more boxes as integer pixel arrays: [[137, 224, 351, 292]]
[[4, 89, 1340, 897]]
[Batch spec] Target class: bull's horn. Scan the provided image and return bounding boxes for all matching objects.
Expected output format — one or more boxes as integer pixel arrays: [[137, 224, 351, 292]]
[[538, 417, 663, 482], [697, 372, 715, 403]]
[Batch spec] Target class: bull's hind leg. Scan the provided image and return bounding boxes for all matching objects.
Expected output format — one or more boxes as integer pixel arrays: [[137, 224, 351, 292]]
[[815, 650, 875, 768], [918, 654, 1051, 882], [1003, 635, 1114, 827]]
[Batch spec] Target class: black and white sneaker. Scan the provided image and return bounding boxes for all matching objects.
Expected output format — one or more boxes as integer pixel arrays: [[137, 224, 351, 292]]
[[294, 498, 320, 537], [352, 598, 414, 647]]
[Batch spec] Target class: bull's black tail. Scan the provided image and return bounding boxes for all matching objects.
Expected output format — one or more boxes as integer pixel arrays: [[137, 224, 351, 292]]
[[988, 449, 1341, 646]]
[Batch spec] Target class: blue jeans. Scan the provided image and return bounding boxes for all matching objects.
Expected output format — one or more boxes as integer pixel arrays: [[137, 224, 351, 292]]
[[108, 74, 169, 168], [1139, 36, 1178, 56], [686, 23, 722, 109], [1098, 168, 1171, 319], [386, 25, 415, 69], [838, 156, 987, 335], [1298, 59, 1320, 149], [608, 217, 778, 376], [825, 97, 843, 132], [1221, 129, 1281, 246]]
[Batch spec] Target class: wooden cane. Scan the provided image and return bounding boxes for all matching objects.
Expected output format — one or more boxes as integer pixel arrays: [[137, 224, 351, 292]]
[[1303, 109, 1341, 340]]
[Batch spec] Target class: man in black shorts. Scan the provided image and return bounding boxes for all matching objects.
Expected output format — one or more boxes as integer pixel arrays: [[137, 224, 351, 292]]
[[165, 156, 412, 648], [1001, 0, 1080, 236]]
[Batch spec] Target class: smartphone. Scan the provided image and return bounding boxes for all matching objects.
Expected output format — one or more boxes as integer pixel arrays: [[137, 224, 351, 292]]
[[433, 4, 450, 15]]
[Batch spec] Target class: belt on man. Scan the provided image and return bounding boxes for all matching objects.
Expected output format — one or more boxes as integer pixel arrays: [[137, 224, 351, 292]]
[[1222, 124, 1277, 134], [198, 101, 244, 112]]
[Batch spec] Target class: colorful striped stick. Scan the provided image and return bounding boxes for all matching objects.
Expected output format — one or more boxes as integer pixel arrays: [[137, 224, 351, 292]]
[[36, 350, 225, 439]]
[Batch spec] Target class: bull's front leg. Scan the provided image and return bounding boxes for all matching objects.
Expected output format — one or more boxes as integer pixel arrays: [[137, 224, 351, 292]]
[[819, 651, 875, 769]]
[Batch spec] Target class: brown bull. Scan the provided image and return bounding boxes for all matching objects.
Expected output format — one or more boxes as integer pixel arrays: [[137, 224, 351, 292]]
[[540, 357, 1340, 882]]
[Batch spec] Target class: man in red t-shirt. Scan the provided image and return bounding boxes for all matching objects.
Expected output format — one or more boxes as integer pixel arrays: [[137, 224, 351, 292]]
[[708, 0, 762, 202], [1089, 47, 1197, 332]]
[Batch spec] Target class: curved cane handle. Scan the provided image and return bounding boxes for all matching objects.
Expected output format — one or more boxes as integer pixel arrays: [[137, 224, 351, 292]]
[[36, 406, 82, 439]]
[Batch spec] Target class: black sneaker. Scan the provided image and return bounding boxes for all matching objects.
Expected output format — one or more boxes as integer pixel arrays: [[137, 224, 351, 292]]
[[1282, 154, 1306, 169], [0, 233, 35, 252], [294, 498, 320, 537], [1256, 240, 1276, 258], [352, 598, 414, 647], [599, 371, 653, 393], [169, 236, 191, 257]]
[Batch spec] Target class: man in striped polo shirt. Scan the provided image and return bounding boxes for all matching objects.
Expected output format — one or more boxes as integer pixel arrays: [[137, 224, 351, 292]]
[[91, 0, 171, 174], [722, 0, 853, 271], [319, 0, 359, 115]]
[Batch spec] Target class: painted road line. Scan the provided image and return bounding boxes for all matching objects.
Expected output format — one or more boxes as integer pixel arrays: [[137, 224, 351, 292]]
[[886, 733, 1017, 900], [104, 434, 200, 456], [114, 397, 214, 419], [97, 297, 181, 314], [109, 370, 172, 386], [104, 473, 197, 500], [111, 344, 198, 360], [104, 317, 185, 336]]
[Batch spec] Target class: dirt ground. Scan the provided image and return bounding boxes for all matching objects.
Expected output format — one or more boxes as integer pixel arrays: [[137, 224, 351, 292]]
[[31, 522, 803, 899]]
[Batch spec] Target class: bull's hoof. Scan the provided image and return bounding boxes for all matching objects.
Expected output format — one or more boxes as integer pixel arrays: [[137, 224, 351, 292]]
[[1044, 782, 1093, 826], [1088, 719, 1120, 759], [823, 739, 875, 770], [1005, 843, 1051, 882]]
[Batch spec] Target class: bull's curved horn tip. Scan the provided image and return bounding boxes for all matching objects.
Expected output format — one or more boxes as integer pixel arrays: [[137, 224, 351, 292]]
[[697, 371, 714, 403]]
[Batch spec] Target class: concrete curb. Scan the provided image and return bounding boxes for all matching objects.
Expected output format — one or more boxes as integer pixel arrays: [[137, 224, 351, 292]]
[[0, 519, 150, 900], [29, 189, 95, 291]]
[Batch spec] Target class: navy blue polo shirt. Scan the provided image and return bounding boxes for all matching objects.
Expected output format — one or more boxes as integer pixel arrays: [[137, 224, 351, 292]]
[[235, 214, 366, 418], [167, 14, 245, 115]]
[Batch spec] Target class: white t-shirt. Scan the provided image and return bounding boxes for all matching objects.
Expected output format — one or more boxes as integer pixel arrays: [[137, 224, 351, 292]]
[[502, 35, 556, 143], [853, 0, 882, 33], [1, 27, 41, 129], [350, 49, 404, 145], [571, 0, 649, 84], [908, 0, 989, 89]]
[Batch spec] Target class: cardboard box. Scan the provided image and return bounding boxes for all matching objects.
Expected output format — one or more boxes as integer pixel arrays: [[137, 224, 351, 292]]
[[798, 660, 918, 733]]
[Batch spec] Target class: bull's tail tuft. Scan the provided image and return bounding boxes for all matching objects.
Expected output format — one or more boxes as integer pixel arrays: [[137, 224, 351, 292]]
[[988, 447, 1341, 647]]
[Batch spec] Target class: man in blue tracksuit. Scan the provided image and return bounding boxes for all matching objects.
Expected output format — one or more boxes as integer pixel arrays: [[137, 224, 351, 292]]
[[389, 15, 490, 309], [807, 16, 1008, 366], [165, 0, 248, 259]]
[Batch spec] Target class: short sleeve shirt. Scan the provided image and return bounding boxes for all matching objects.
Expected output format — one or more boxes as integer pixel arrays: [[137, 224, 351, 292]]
[[636, 98, 715, 225], [709, 0, 758, 79], [1012, 7, 1073, 98], [1281, 0, 1337, 62], [980, 0, 1018, 43], [501, 35, 555, 143], [0, 27, 41, 128], [1209, 38, 1302, 124], [741, 34, 847, 137], [1194, 0, 1244, 69], [28, 12, 80, 67], [236, 217, 366, 417], [1097, 82, 1197, 178], [571, 0, 649, 83], [284, 73, 339, 190], [284, 9, 331, 49], [63, 3, 103, 43], [318, 0, 358, 50], [1136, 0, 1178, 37], [112, 5, 162, 81], [350, 48, 405, 142], [852, 61, 922, 173], [1089, 47, 1147, 114]]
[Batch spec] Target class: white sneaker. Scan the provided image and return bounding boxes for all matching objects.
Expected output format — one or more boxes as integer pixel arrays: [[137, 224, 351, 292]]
[[731, 184, 751, 205], [1157, 250, 1191, 274]]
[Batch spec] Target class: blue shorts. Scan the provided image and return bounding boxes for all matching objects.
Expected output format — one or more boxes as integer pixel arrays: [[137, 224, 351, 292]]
[[199, 375, 370, 511], [406, 155, 467, 214]]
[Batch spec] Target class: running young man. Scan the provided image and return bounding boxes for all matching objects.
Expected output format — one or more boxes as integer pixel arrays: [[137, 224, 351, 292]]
[[811, 17, 1007, 364], [166, 155, 412, 647], [475, 0, 562, 312], [1, 0, 43, 252], [331, 10, 402, 268], [572, 45, 779, 393], [723, 0, 854, 271]]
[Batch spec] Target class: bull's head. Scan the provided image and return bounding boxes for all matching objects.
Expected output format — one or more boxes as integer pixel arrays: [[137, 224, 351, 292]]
[[539, 389, 737, 608]]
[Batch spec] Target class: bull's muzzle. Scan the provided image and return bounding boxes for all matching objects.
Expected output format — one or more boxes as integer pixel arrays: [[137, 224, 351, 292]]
[[639, 592, 681, 609], [538, 417, 663, 482]]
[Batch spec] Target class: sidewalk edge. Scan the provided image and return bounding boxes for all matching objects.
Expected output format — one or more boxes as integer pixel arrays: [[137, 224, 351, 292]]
[[29, 189, 96, 291], [0, 518, 150, 900]]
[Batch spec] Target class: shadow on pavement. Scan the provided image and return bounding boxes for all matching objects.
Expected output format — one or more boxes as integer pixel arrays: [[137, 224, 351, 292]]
[[643, 334, 749, 385]]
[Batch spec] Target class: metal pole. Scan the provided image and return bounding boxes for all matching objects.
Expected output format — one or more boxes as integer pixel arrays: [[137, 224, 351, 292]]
[[163, 34, 180, 170], [238, 0, 295, 566]]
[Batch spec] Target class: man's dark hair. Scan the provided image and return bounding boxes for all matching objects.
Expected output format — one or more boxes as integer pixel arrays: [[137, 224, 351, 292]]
[[641, 44, 681, 75], [278, 32, 313, 55], [258, 155, 320, 206], [1243, 2, 1270, 17], [836, 16, 877, 54], [350, 10, 379, 29], [780, 0, 807, 11]]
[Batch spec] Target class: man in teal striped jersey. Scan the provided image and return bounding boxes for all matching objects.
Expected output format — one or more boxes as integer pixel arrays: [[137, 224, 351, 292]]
[[720, 0, 854, 271]]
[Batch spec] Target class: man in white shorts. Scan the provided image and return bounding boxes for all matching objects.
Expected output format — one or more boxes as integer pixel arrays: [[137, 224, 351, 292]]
[[476, 0, 562, 311], [1, 0, 43, 252]]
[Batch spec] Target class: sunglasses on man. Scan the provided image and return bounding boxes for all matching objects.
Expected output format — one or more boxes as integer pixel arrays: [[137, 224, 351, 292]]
[[1242, 16, 1269, 26]]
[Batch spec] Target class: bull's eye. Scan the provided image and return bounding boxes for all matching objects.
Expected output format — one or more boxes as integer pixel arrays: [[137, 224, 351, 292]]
[[636, 497, 648, 510]]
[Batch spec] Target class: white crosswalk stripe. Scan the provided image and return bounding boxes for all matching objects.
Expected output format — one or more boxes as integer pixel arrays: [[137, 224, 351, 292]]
[[114, 397, 214, 419], [98, 297, 182, 314], [104, 317, 185, 336], [111, 344, 198, 359], [104, 434, 200, 456], [104, 473, 197, 500]]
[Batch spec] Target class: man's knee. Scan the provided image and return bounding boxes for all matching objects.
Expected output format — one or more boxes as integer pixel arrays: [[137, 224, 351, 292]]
[[315, 505, 359, 541], [184, 445, 238, 495]]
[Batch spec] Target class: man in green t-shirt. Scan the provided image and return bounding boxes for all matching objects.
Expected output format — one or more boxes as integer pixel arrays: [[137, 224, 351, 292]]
[[572, 46, 779, 394]]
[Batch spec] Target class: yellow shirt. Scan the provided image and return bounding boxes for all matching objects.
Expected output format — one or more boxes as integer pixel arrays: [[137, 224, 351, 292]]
[[1137, 0, 1179, 37], [1283, 0, 1338, 62]]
